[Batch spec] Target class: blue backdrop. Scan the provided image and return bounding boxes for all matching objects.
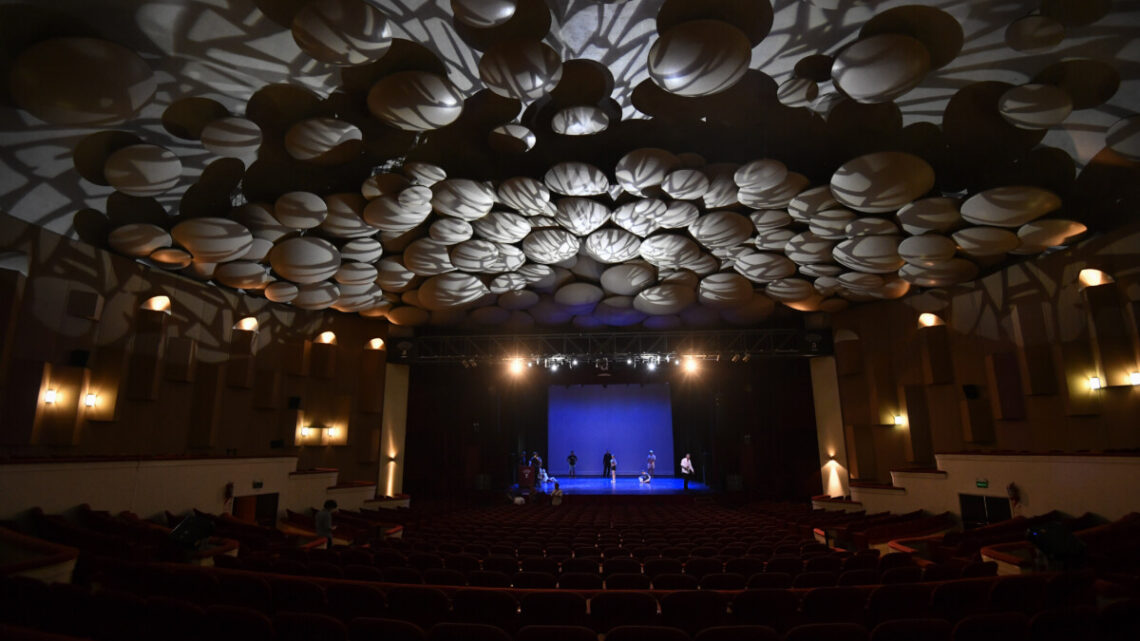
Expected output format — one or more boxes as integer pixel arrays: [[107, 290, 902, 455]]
[[547, 383, 675, 476]]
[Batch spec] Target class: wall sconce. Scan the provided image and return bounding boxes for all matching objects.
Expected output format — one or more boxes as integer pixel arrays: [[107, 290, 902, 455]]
[[1130, 372, 1140, 386], [84, 393, 98, 407], [234, 316, 259, 332], [141, 295, 172, 313], [367, 337, 385, 350], [918, 313, 944, 328], [1088, 376, 1103, 391], [316, 331, 337, 345], [301, 426, 312, 438], [1077, 269, 1114, 290], [327, 427, 338, 438], [44, 389, 58, 404], [893, 414, 906, 426]]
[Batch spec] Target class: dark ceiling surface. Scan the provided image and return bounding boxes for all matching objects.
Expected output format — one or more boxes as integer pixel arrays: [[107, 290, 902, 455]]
[[0, 0, 1138, 332]]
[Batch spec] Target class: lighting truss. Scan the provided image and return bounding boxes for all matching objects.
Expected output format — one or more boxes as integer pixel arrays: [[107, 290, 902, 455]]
[[389, 328, 830, 365]]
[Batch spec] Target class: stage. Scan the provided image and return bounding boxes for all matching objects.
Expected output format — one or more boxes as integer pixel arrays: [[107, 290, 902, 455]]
[[519, 476, 710, 496]]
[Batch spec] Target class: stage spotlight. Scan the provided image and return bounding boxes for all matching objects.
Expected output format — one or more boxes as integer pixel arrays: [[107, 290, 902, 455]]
[[647, 361, 657, 371], [509, 359, 524, 375], [572, 359, 578, 366], [626, 357, 633, 365], [731, 354, 740, 363], [683, 357, 698, 373], [742, 353, 751, 362], [551, 363, 559, 372]]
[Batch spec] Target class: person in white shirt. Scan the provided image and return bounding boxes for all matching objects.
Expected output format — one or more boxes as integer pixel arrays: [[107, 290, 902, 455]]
[[610, 455, 617, 482], [680, 453, 694, 490]]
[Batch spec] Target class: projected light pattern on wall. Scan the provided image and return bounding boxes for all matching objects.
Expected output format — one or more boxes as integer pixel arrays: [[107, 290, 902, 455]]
[[0, 0, 1138, 332]]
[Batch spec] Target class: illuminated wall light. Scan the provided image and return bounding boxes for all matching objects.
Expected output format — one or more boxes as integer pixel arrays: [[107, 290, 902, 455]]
[[301, 426, 311, 437], [234, 316, 259, 331], [141, 295, 172, 313], [84, 393, 98, 407], [1130, 372, 1140, 386], [1088, 376, 1102, 391], [316, 331, 337, 344], [327, 427, 338, 438], [893, 414, 906, 426], [1078, 269, 1114, 290], [918, 312, 944, 328], [44, 389, 58, 404], [367, 337, 385, 350]]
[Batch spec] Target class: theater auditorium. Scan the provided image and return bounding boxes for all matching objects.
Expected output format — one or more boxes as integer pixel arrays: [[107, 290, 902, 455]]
[[1, 0, 1139, 640]]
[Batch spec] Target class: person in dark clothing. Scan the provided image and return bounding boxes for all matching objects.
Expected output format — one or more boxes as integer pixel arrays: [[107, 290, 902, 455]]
[[602, 450, 612, 477], [315, 499, 337, 549]]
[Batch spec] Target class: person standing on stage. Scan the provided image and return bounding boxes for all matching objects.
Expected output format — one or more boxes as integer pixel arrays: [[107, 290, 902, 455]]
[[646, 450, 656, 475], [567, 451, 578, 477], [610, 455, 618, 482], [602, 450, 612, 478], [680, 453, 694, 490]]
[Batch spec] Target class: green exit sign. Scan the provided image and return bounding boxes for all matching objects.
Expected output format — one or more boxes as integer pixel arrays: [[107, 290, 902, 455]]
[[976, 479, 989, 488]]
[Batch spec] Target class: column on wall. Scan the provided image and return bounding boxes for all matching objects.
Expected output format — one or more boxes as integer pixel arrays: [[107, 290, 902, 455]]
[[380, 363, 409, 497], [810, 356, 850, 498]]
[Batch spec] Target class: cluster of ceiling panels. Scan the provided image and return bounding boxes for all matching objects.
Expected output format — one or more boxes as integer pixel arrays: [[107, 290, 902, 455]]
[[0, 0, 1137, 331]]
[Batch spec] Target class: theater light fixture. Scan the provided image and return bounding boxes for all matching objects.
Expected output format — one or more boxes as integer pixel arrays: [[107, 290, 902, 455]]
[[367, 337, 385, 350], [683, 356, 698, 373], [1078, 269, 1113, 290], [301, 426, 312, 437], [893, 414, 906, 426], [316, 331, 337, 344], [234, 316, 258, 331], [1131, 372, 1140, 386], [44, 389, 57, 404], [1088, 376, 1102, 390], [508, 358, 524, 375], [84, 393, 98, 407], [918, 313, 944, 327], [327, 427, 338, 438], [141, 295, 171, 313]]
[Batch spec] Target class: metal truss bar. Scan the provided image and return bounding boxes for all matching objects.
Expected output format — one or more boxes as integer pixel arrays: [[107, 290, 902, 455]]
[[393, 329, 831, 363]]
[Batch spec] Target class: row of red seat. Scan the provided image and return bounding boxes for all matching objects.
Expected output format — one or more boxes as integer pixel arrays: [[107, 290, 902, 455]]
[[3, 570, 1136, 641]]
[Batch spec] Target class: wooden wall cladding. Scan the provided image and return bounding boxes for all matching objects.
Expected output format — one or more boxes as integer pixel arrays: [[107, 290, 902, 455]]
[[986, 351, 1027, 420], [226, 329, 257, 389], [311, 342, 336, 379], [1061, 340, 1101, 416], [165, 336, 196, 382], [252, 369, 280, 409], [834, 339, 863, 376], [359, 348, 387, 414], [920, 325, 953, 384], [1011, 302, 1058, 396], [903, 384, 935, 465], [1085, 284, 1135, 387], [32, 364, 87, 446], [125, 309, 168, 400], [284, 340, 311, 377], [960, 385, 995, 443], [187, 363, 224, 448], [65, 289, 103, 321], [0, 270, 26, 390]]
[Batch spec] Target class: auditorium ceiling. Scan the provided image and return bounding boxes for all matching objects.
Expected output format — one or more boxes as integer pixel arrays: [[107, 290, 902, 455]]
[[1, 0, 1138, 331]]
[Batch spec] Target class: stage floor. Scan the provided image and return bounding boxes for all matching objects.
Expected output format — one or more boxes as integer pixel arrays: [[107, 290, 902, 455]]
[[522, 476, 710, 495]]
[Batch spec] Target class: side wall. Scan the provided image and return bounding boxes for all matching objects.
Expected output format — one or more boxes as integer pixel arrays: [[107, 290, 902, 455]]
[[827, 224, 1140, 483], [0, 215, 390, 486]]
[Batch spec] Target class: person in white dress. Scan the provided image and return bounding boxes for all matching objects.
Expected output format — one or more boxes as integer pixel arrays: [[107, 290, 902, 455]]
[[680, 453, 694, 490]]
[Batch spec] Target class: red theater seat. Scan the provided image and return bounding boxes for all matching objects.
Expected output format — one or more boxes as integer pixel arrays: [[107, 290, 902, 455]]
[[692, 625, 780, 641], [591, 592, 660, 632], [661, 590, 728, 635], [730, 589, 802, 631], [273, 612, 347, 641], [204, 605, 275, 641], [520, 592, 589, 628], [785, 622, 869, 641], [451, 589, 519, 632], [427, 622, 512, 641], [606, 625, 691, 641], [324, 582, 386, 622], [515, 625, 597, 641], [952, 612, 1029, 641], [348, 617, 427, 641], [870, 618, 951, 641]]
